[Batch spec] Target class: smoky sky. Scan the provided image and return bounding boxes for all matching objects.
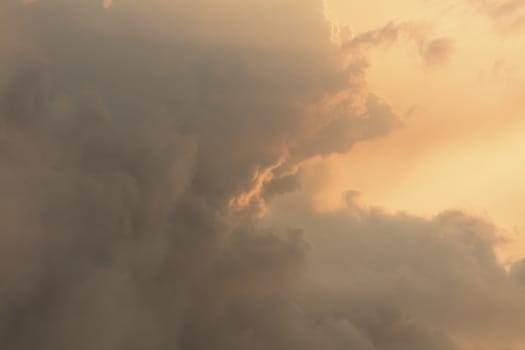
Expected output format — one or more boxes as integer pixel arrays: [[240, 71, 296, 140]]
[[1, 1, 525, 350]]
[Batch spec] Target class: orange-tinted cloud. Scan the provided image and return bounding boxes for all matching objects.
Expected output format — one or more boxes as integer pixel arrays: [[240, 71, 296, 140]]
[[2, 1, 525, 350], [342, 21, 454, 66]]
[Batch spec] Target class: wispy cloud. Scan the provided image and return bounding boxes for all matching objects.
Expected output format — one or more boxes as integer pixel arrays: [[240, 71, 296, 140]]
[[342, 21, 455, 66]]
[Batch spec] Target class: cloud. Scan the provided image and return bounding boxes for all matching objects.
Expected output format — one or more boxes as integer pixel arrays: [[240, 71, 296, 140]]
[[418, 38, 455, 66], [342, 21, 454, 66], [471, 0, 525, 18], [469, 0, 525, 33], [0, 0, 401, 349], [265, 193, 525, 349], [1, 1, 523, 350], [510, 258, 525, 284]]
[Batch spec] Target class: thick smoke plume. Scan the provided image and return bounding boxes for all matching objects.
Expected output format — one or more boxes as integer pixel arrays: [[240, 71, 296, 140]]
[[1, 1, 525, 350]]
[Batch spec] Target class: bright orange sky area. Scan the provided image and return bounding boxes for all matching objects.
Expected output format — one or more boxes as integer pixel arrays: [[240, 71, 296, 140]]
[[297, 0, 525, 261]]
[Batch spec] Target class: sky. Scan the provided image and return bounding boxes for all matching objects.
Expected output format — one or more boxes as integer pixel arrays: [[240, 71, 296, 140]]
[[1, 1, 525, 350], [320, 0, 525, 259]]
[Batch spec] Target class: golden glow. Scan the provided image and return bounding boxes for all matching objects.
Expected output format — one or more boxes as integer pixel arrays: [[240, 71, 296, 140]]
[[316, 1, 525, 245]]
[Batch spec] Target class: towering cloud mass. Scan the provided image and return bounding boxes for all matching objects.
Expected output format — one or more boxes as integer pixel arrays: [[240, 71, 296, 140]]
[[0, 1, 524, 350]]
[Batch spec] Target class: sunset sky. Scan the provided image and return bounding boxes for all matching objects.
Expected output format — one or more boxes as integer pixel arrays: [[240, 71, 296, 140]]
[[1, 1, 525, 350], [306, 0, 525, 260]]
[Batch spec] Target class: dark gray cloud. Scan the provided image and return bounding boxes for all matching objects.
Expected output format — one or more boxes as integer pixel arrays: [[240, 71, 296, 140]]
[[0, 0, 399, 349], [0, 1, 522, 350]]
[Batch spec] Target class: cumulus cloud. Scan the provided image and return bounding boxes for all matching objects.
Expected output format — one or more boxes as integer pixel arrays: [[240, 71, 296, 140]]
[[0, 1, 523, 350], [0, 0, 399, 348], [265, 194, 525, 349]]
